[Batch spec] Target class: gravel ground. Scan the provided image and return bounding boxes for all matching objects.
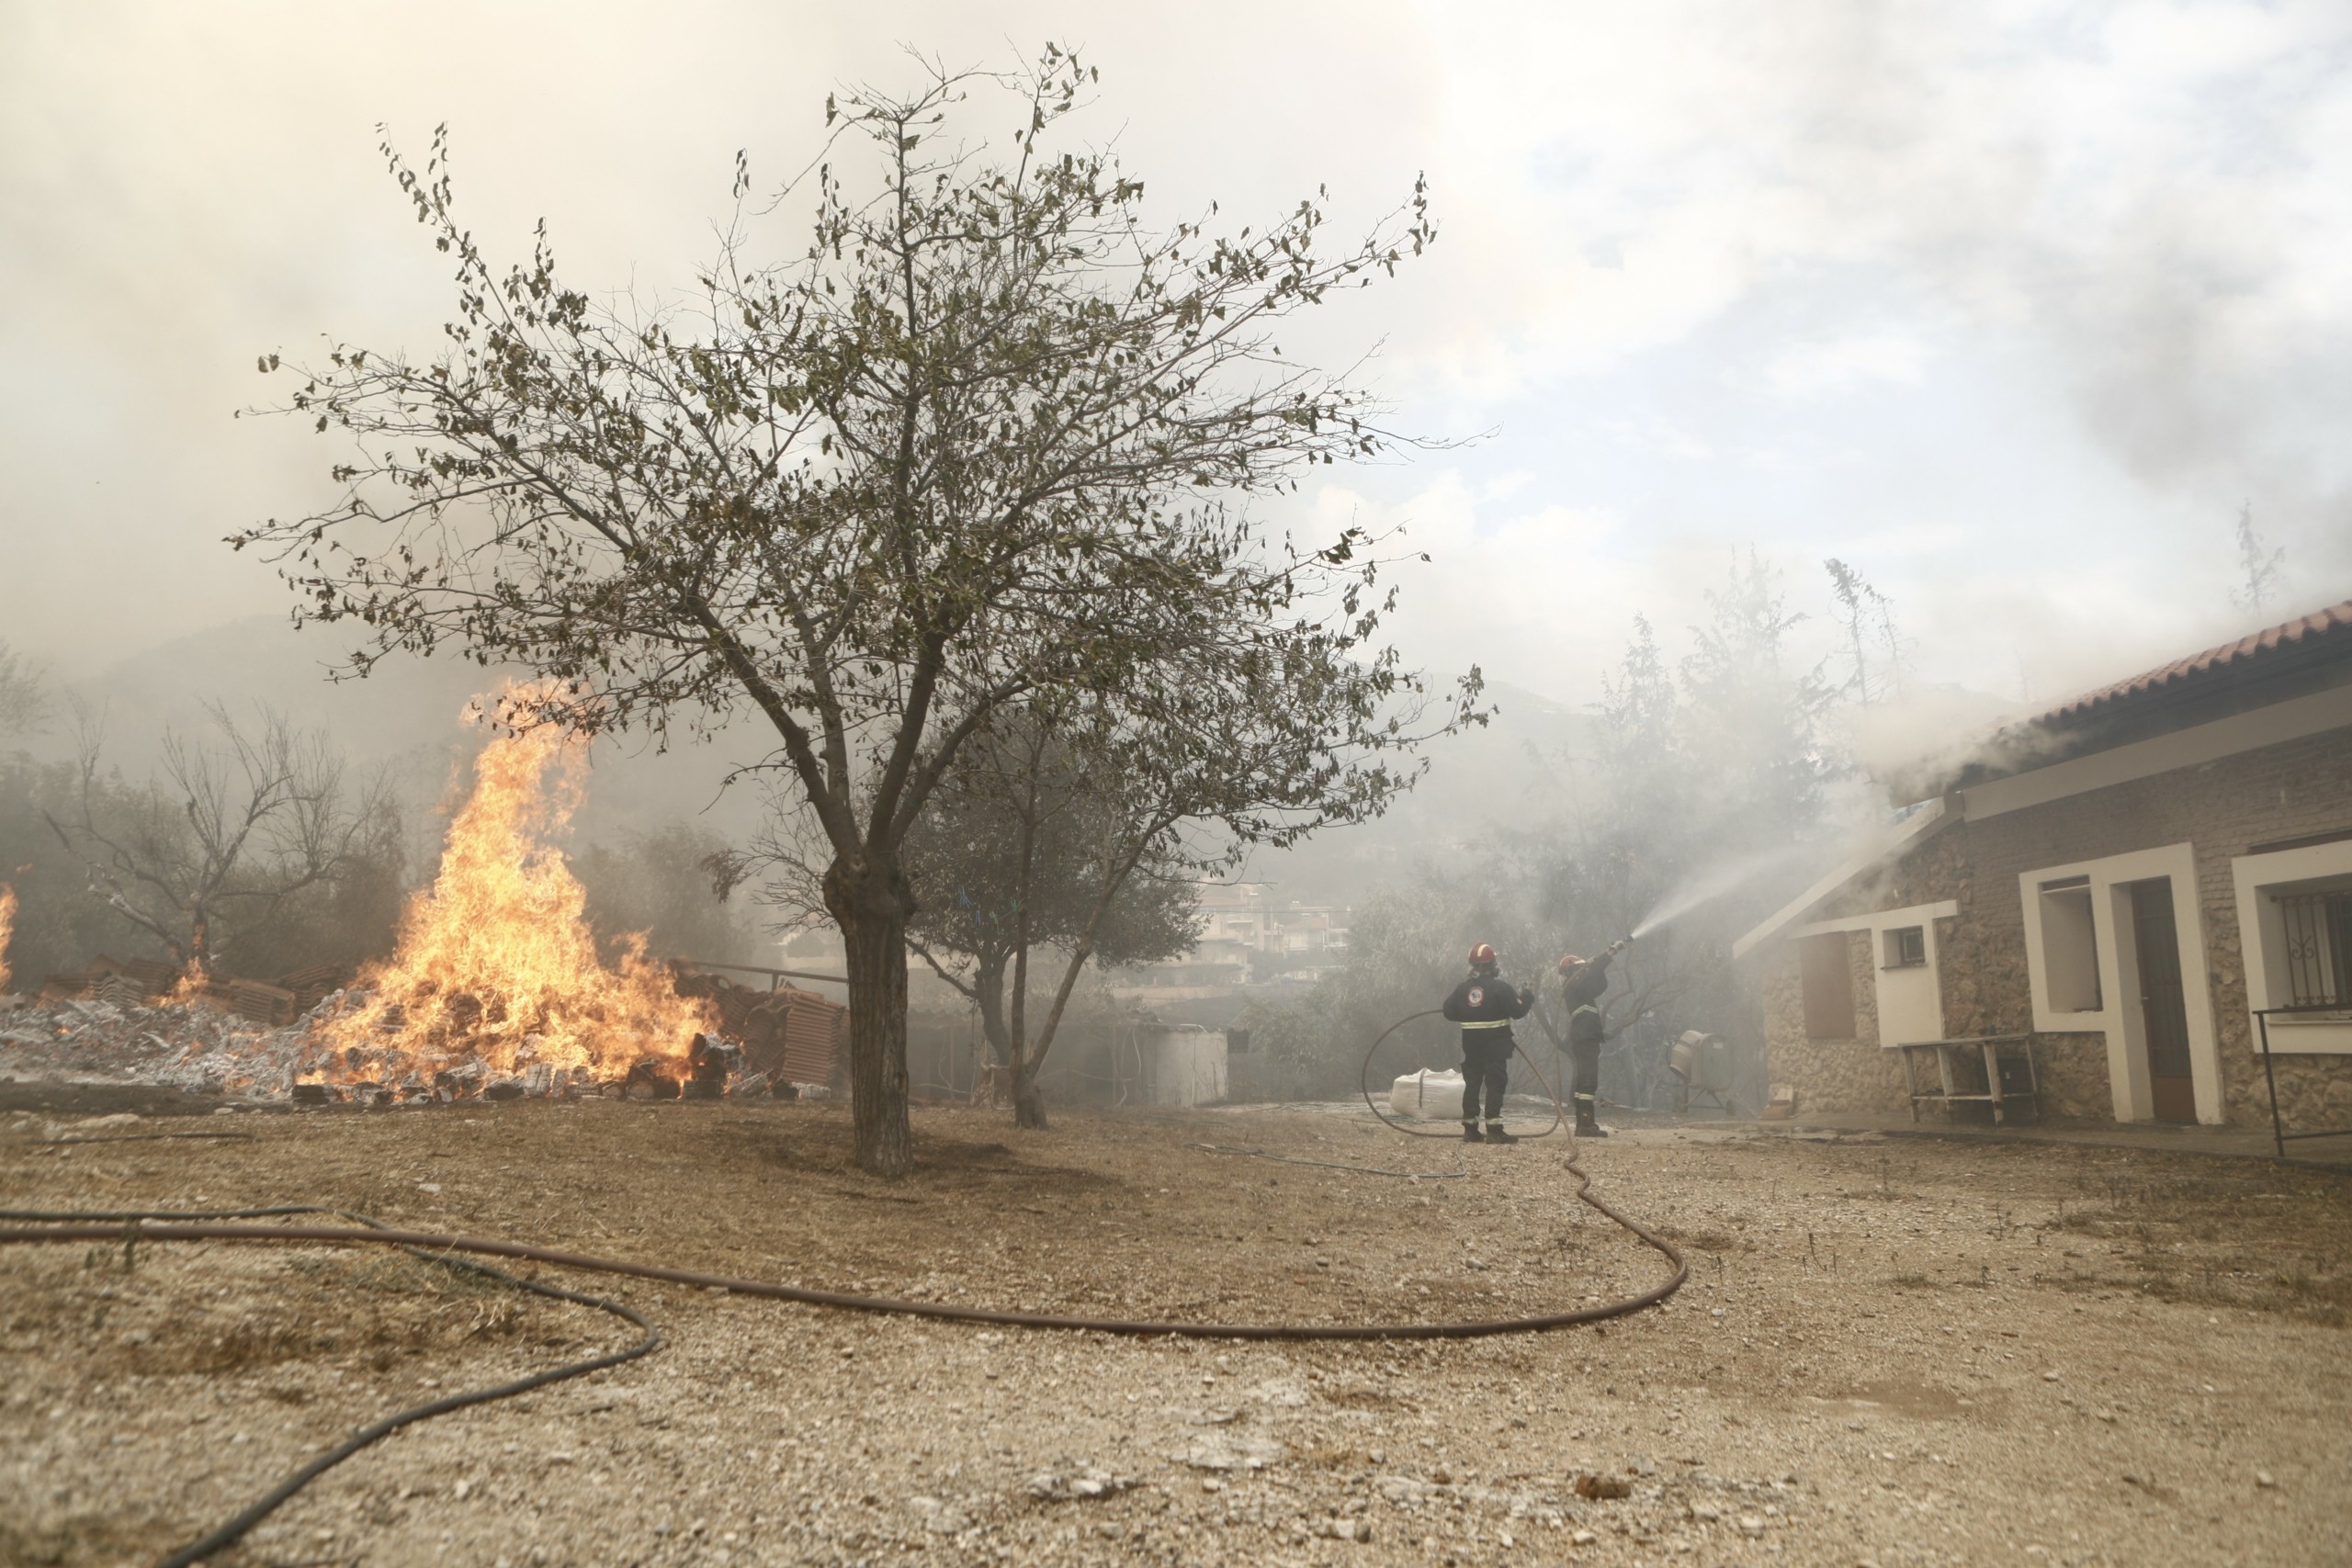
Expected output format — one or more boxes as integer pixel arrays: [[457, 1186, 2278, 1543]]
[[1, 1098, 2346, 1568]]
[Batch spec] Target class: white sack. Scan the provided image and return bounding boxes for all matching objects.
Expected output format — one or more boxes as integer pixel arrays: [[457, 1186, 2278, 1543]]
[[1387, 1067, 1465, 1122]]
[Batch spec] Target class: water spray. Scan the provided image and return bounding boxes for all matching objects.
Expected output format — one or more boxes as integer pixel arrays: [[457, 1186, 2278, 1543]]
[[1627, 841, 1816, 940]]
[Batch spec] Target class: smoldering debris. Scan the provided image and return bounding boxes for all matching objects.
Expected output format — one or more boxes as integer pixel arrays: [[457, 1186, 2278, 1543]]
[[0, 964, 841, 1107]]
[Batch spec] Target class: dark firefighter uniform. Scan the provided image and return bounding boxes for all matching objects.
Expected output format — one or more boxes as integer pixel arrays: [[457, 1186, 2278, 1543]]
[[1442, 955, 1532, 1142], [1559, 942, 1623, 1136]]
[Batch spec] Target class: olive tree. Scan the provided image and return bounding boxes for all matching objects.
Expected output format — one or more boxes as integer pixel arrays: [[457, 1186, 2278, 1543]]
[[899, 706, 1201, 1115], [237, 50, 1452, 1173]]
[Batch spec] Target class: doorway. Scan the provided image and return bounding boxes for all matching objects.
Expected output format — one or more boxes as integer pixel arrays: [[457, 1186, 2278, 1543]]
[[2128, 879, 2198, 1122]]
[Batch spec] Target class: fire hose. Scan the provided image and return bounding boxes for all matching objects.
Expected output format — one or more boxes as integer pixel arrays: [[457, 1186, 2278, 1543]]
[[1359, 1006, 1572, 1138], [0, 1010, 1684, 1565], [0, 1203, 659, 1568]]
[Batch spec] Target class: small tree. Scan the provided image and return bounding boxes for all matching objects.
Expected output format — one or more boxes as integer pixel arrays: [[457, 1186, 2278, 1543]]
[[979, 629, 1460, 1123], [45, 705, 395, 980], [238, 51, 1453, 1173], [901, 709, 1199, 1112], [875, 615, 1464, 1129]]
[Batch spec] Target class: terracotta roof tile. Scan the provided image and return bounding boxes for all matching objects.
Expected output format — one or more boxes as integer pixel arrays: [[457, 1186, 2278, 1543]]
[[2034, 599, 2352, 726]]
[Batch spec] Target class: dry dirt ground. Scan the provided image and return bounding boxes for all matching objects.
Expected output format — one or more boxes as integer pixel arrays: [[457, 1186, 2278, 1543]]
[[1, 1099, 2346, 1568]]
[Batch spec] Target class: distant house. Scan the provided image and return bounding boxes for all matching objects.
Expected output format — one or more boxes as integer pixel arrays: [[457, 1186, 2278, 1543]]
[[1734, 602, 2352, 1134], [1136, 883, 1350, 988]]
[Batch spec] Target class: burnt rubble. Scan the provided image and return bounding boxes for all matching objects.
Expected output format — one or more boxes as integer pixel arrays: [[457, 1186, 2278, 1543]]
[[0, 960, 842, 1107]]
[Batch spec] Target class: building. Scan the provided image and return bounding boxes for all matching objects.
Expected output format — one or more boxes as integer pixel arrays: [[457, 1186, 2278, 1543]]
[[1139, 883, 1350, 987], [1735, 602, 2352, 1134]]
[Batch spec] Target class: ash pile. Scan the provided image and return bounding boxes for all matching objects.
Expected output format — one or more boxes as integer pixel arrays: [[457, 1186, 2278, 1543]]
[[0, 957, 845, 1107]]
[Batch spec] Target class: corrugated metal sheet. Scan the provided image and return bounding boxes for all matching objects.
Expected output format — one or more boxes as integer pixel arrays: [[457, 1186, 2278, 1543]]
[[778, 1001, 845, 1087], [671, 965, 846, 1088]]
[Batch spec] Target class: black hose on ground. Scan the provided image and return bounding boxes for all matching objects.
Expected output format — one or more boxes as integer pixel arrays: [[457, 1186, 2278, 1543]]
[[0, 1011, 1684, 1564], [0, 1205, 658, 1568], [0, 1202, 1681, 1341]]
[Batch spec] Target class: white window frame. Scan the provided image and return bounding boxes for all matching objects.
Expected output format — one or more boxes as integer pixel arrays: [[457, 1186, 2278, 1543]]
[[2033, 879, 2103, 1014], [2231, 837, 2352, 1055], [2018, 841, 2222, 1123], [1792, 901, 1957, 1049]]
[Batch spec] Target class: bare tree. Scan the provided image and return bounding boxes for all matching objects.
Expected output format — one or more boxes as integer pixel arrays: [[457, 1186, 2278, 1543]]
[[0, 639, 48, 741], [236, 49, 1457, 1173], [46, 705, 391, 980], [2232, 501, 2288, 617], [1824, 558, 1903, 705]]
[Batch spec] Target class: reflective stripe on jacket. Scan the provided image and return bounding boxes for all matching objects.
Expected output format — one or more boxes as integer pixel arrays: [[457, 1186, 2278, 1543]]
[[1562, 951, 1613, 1047], [1442, 976, 1532, 1043]]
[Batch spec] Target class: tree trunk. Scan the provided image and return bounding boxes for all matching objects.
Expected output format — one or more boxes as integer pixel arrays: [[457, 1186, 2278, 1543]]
[[1021, 847, 1140, 1101], [827, 856, 914, 1178], [1006, 762, 1046, 1131], [185, 908, 212, 980], [1023, 936, 1094, 1087], [1011, 1054, 1048, 1129], [972, 950, 1012, 1106], [972, 951, 1012, 1062]]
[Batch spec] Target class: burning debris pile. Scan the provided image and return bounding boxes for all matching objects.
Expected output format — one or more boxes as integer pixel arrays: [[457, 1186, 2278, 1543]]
[[0, 716, 844, 1105], [301, 721, 719, 1100]]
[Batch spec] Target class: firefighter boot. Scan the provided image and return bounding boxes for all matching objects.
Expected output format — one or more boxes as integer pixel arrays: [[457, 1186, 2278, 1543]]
[[1461, 1122, 1485, 1143], [1574, 1102, 1609, 1138], [1483, 1122, 1519, 1145]]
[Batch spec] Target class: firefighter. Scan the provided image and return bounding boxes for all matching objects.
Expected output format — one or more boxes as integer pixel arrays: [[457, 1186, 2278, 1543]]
[[1442, 943, 1533, 1143], [1557, 939, 1628, 1136]]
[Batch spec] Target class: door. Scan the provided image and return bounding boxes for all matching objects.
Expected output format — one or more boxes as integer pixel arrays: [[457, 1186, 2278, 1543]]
[[2129, 879, 2198, 1122]]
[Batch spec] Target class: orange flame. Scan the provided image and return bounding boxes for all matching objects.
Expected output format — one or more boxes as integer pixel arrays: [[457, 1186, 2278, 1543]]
[[309, 714, 712, 1089], [0, 883, 16, 995], [166, 964, 211, 1007]]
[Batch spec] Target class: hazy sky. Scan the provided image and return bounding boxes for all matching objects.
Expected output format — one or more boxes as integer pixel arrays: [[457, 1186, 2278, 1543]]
[[6, 0, 2349, 724]]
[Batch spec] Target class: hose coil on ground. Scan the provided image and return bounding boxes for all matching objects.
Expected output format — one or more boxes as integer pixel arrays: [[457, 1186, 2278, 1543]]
[[1358, 1007, 1571, 1139]]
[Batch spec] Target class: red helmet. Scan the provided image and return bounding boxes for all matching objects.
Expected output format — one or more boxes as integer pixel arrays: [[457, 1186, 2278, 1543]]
[[1557, 953, 1587, 974], [1467, 942, 1498, 969]]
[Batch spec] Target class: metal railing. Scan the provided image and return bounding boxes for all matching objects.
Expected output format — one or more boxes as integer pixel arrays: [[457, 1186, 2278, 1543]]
[[2254, 1003, 2352, 1158], [670, 958, 849, 989]]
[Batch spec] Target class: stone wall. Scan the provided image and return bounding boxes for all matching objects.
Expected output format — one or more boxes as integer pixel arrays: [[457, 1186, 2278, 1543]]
[[2027, 1032, 2113, 1121], [1758, 930, 1913, 1116], [1759, 724, 2352, 1129]]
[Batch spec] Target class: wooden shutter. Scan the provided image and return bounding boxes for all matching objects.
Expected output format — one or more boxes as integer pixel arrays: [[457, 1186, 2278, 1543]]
[[1800, 932, 1857, 1041]]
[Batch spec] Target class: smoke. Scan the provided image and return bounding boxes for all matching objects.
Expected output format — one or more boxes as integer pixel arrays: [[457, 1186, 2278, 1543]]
[[6, 4, 2351, 690]]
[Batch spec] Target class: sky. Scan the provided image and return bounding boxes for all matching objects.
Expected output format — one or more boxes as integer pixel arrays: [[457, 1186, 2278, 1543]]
[[5, 0, 2350, 735]]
